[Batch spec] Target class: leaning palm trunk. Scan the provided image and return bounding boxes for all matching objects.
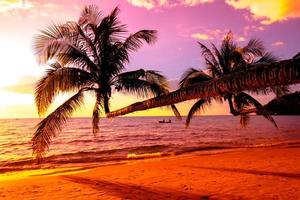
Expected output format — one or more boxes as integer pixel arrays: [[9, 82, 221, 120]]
[[107, 57, 300, 118]]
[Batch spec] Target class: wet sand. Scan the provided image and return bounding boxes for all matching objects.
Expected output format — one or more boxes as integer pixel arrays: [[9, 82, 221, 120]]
[[0, 146, 300, 199]]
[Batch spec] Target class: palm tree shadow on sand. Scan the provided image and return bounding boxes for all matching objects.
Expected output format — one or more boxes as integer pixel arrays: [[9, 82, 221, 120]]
[[185, 166, 300, 180], [62, 175, 202, 200]]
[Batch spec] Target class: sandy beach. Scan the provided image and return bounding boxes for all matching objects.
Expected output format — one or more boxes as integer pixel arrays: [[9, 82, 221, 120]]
[[0, 146, 300, 200]]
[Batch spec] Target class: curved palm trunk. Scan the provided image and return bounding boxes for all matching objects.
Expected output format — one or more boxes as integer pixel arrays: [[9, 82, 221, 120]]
[[107, 57, 300, 118]]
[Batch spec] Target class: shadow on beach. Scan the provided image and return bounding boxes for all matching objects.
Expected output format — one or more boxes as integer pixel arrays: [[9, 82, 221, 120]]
[[186, 166, 300, 179], [63, 175, 204, 200]]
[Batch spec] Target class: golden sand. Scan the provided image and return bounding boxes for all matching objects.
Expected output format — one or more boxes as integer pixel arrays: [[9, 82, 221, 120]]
[[0, 147, 300, 199]]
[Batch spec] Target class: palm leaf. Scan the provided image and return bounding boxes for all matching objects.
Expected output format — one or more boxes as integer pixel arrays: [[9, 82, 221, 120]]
[[116, 69, 169, 96], [170, 104, 182, 120], [243, 38, 265, 58], [79, 5, 102, 26], [116, 78, 158, 97], [95, 6, 126, 45], [198, 42, 218, 66], [270, 85, 290, 98], [124, 30, 157, 52], [220, 31, 237, 73], [253, 52, 278, 64], [179, 68, 212, 88], [35, 63, 92, 115], [34, 21, 100, 73], [116, 69, 181, 119], [237, 92, 278, 128], [179, 68, 199, 88], [32, 89, 86, 159], [210, 43, 224, 75], [186, 99, 207, 128]]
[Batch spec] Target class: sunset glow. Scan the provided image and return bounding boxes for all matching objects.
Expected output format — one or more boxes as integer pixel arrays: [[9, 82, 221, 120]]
[[0, 2, 300, 198], [0, 0, 299, 118]]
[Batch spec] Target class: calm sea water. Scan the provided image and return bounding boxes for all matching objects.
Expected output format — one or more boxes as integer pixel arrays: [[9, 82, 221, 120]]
[[0, 116, 300, 171]]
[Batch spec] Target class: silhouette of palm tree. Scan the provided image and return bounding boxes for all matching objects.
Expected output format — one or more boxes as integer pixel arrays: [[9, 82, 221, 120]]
[[32, 5, 181, 159], [107, 54, 299, 118], [180, 31, 289, 127]]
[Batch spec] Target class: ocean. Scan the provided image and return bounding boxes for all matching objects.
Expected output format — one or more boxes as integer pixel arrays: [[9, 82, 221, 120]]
[[0, 116, 300, 172]]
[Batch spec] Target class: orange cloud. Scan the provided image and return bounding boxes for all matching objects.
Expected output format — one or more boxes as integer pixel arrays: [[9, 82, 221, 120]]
[[191, 33, 211, 40], [127, 0, 213, 9], [225, 0, 300, 24]]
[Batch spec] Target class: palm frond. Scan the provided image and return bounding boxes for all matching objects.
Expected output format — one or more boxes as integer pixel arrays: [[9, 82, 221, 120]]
[[198, 42, 218, 66], [116, 69, 147, 80], [179, 68, 212, 88], [124, 30, 157, 52], [253, 52, 278, 64], [32, 89, 86, 159], [79, 5, 102, 26], [34, 22, 77, 63], [270, 85, 290, 98], [35, 63, 92, 115], [170, 104, 182, 120], [75, 23, 101, 67], [210, 43, 224, 75], [198, 42, 221, 76], [238, 92, 278, 128], [186, 99, 207, 128], [144, 70, 169, 92], [220, 31, 236, 73], [116, 78, 159, 98], [230, 50, 247, 71], [95, 6, 127, 45], [243, 38, 265, 58], [179, 68, 199, 88], [34, 25, 98, 72], [115, 69, 169, 96]]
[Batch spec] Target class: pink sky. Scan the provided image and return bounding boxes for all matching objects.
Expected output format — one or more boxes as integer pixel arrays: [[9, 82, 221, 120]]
[[0, 0, 299, 118]]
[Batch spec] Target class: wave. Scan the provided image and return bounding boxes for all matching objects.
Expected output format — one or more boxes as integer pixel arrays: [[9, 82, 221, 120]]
[[2, 140, 300, 174], [1, 142, 268, 169], [0, 144, 226, 171]]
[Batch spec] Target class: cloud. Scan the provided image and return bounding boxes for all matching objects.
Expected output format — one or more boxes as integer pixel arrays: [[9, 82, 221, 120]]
[[272, 41, 284, 47], [0, 0, 78, 18], [225, 0, 300, 24], [127, 0, 156, 9], [1, 76, 37, 94], [191, 33, 211, 40], [0, 0, 33, 12], [191, 29, 245, 42], [127, 0, 213, 9], [181, 0, 214, 6]]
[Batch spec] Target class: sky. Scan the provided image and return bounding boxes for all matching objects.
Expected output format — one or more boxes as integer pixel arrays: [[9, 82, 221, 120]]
[[0, 0, 299, 118]]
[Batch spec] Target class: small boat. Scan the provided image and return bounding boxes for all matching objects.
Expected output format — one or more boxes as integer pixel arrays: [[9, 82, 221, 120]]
[[159, 119, 171, 123]]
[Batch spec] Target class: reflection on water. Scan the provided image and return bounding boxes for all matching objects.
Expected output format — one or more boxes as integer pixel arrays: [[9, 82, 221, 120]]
[[0, 116, 300, 168]]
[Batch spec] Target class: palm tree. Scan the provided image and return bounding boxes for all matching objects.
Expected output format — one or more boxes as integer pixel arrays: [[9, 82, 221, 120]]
[[179, 32, 289, 127], [107, 53, 300, 118], [32, 5, 181, 159]]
